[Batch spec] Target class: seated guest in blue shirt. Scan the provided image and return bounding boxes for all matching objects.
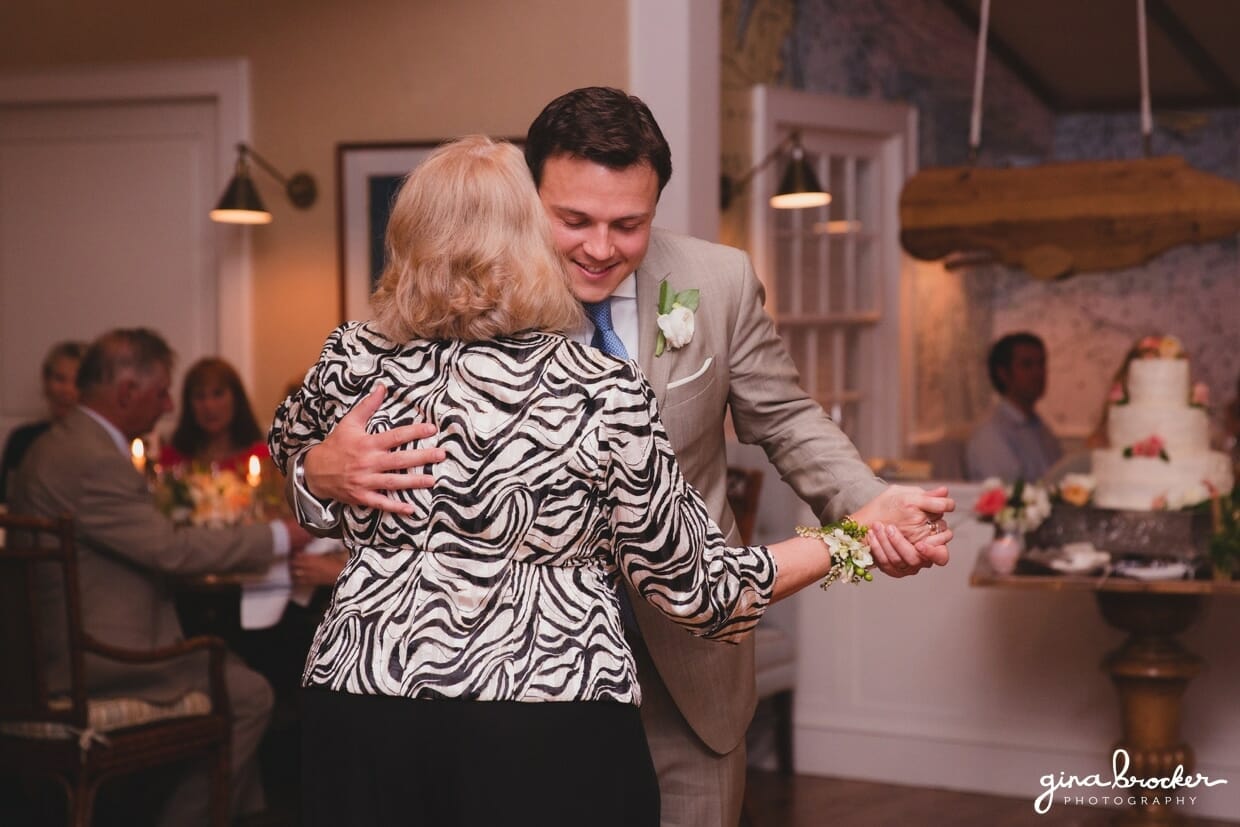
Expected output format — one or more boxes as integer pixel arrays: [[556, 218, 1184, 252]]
[[965, 332, 1062, 482]]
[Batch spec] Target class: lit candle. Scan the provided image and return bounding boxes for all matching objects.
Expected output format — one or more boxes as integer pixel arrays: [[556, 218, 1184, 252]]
[[131, 438, 146, 474], [246, 454, 261, 489]]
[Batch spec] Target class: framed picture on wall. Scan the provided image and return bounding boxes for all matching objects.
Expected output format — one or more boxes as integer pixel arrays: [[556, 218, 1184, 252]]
[[336, 138, 524, 322], [337, 141, 440, 322]]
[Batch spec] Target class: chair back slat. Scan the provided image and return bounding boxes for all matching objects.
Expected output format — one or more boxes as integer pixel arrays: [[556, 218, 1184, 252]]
[[0, 513, 88, 727]]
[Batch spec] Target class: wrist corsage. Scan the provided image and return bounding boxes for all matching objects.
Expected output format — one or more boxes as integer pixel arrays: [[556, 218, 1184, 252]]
[[795, 517, 873, 589]]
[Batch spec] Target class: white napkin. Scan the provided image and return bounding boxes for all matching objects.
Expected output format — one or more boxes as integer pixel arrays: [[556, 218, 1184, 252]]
[[239, 537, 342, 630]]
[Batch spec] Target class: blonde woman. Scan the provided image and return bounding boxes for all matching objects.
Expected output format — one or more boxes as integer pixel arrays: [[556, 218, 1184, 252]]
[[0, 340, 85, 502], [270, 136, 888, 826]]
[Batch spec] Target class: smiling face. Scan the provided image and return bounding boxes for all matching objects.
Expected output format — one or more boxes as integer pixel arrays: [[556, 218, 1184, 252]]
[[537, 154, 659, 304]]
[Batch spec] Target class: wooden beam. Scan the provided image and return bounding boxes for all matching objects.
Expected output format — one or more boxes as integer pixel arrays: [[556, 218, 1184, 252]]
[[899, 156, 1240, 279], [938, 0, 1059, 110], [1147, 0, 1240, 106]]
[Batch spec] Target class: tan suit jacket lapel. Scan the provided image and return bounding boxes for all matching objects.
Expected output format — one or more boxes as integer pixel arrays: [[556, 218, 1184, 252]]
[[635, 242, 672, 395]]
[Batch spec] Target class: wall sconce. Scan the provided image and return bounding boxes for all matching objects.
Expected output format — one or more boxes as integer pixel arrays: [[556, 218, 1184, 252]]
[[210, 143, 317, 224], [720, 131, 831, 211]]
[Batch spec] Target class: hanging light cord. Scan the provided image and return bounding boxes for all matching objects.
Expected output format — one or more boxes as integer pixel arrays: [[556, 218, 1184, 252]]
[[968, 0, 991, 162]]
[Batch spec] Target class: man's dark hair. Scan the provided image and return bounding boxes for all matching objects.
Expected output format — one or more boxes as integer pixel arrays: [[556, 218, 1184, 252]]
[[525, 86, 673, 194], [77, 328, 173, 393], [987, 332, 1045, 394]]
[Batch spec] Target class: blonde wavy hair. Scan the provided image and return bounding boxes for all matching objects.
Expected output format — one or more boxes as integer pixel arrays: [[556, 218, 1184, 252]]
[[370, 135, 583, 342]]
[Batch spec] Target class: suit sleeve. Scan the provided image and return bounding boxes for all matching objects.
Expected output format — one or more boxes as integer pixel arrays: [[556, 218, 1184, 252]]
[[723, 251, 886, 522], [76, 453, 273, 575], [604, 362, 776, 642]]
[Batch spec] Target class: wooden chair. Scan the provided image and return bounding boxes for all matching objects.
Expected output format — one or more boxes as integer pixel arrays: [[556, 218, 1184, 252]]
[[726, 468, 794, 776], [0, 513, 231, 826]]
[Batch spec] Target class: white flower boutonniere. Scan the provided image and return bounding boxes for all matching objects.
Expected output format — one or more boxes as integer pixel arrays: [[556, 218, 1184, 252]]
[[655, 279, 699, 357]]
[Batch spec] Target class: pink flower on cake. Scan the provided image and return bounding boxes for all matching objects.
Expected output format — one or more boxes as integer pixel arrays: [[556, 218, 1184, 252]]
[[1191, 381, 1210, 407], [1108, 382, 1127, 404], [1123, 435, 1169, 461], [1133, 334, 1185, 360], [1151, 493, 1169, 510], [1158, 336, 1184, 359]]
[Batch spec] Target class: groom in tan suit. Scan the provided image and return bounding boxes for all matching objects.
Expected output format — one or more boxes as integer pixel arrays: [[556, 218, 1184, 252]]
[[11, 328, 308, 826], [289, 88, 953, 826]]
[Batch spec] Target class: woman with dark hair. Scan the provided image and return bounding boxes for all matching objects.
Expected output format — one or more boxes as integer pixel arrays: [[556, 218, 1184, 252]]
[[161, 357, 267, 472]]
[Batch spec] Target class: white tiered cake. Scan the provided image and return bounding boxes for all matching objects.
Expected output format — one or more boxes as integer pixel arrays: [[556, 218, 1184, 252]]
[[1091, 346, 1233, 510]]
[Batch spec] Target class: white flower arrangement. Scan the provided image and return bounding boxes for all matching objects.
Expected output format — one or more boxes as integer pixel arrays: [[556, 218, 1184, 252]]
[[973, 478, 1052, 534], [654, 278, 699, 357], [795, 517, 873, 589]]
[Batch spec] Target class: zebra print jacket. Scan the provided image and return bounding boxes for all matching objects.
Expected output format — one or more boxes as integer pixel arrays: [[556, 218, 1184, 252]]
[[270, 322, 776, 704]]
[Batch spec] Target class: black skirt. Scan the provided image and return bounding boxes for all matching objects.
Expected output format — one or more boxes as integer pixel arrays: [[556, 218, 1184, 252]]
[[301, 688, 659, 827]]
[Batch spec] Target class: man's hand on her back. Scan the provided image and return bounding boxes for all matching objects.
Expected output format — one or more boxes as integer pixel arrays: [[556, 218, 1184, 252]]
[[303, 384, 446, 515]]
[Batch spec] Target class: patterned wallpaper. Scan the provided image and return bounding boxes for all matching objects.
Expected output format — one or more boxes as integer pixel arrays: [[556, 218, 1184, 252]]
[[774, 0, 1240, 453]]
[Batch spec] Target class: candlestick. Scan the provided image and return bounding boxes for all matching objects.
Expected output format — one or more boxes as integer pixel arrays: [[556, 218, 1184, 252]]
[[246, 454, 261, 489], [131, 438, 146, 474]]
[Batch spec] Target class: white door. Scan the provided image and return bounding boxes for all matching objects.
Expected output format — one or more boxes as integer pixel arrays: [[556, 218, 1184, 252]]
[[749, 85, 916, 460], [0, 60, 248, 442]]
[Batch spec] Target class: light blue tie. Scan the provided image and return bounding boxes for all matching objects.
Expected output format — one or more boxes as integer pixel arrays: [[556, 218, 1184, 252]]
[[583, 299, 629, 359]]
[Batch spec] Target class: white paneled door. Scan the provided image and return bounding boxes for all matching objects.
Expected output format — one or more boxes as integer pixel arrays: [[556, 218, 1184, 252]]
[[749, 85, 916, 461], [0, 60, 248, 442]]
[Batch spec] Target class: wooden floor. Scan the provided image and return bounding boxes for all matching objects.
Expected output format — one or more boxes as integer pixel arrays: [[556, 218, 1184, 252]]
[[743, 770, 1238, 827], [9, 765, 1236, 825]]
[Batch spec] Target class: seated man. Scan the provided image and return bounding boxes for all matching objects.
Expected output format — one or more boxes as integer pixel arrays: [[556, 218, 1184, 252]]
[[10, 328, 310, 826], [965, 331, 1062, 482]]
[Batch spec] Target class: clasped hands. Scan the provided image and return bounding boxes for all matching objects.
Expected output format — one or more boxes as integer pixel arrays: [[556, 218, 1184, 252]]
[[850, 485, 953, 578], [300, 384, 953, 579]]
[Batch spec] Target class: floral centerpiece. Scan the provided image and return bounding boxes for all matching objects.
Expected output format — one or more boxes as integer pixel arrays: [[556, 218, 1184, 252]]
[[154, 455, 276, 528], [974, 478, 1051, 575], [973, 478, 1052, 535]]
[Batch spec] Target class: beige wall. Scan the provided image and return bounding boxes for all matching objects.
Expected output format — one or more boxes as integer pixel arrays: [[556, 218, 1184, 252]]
[[1, 0, 627, 418]]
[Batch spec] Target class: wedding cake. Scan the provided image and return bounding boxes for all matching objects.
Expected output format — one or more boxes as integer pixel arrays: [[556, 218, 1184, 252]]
[[1091, 337, 1233, 510]]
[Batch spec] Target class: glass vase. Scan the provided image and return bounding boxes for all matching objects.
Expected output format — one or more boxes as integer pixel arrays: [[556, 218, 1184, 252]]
[[987, 528, 1024, 575]]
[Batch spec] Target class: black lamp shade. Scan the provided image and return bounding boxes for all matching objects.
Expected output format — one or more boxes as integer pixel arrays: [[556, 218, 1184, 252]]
[[770, 155, 831, 209], [210, 170, 273, 224]]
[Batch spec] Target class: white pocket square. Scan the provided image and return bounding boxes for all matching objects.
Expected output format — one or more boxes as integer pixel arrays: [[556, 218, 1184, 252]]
[[666, 357, 714, 390]]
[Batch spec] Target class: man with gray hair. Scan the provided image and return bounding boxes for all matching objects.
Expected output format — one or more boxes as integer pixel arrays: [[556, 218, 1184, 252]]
[[11, 327, 310, 826]]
